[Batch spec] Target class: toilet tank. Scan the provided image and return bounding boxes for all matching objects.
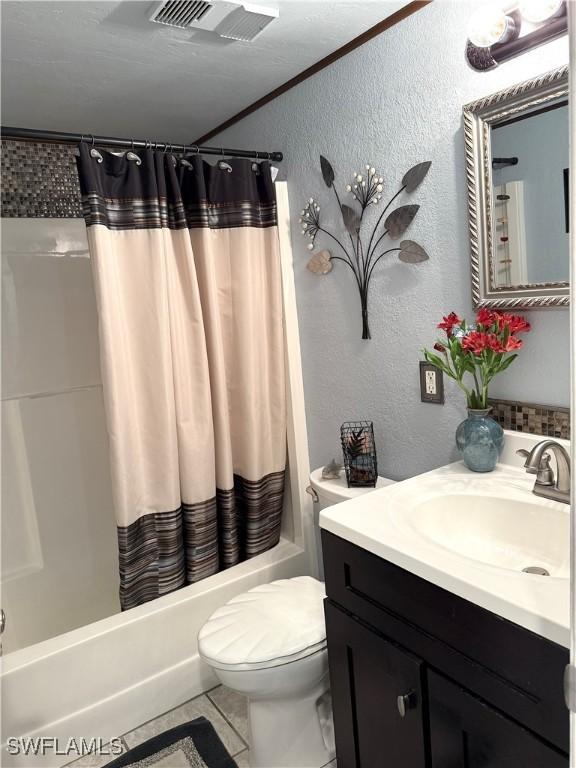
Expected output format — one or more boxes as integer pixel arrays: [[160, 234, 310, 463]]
[[308, 467, 395, 579]]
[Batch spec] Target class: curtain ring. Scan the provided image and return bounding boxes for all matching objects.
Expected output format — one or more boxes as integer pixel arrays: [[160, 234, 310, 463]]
[[131, 139, 135, 153], [193, 145, 200, 155], [90, 135, 95, 148]]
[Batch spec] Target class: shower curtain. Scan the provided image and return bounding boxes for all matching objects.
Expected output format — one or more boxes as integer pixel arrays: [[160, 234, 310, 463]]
[[77, 144, 286, 610]]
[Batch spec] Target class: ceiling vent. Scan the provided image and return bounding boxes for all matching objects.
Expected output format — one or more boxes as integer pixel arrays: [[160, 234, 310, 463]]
[[150, 1, 213, 28], [214, 3, 279, 41], [149, 1, 278, 41]]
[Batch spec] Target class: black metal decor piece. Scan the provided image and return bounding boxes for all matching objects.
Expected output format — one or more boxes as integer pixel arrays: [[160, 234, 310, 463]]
[[301, 156, 430, 339], [340, 421, 378, 488]]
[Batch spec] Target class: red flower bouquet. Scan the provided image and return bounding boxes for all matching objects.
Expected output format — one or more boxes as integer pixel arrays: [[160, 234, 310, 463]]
[[424, 309, 531, 410]]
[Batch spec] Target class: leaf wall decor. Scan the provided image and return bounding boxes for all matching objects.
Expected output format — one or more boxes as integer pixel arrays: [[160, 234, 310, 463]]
[[320, 155, 335, 188], [299, 155, 432, 338], [399, 240, 429, 263], [402, 161, 432, 193], [341, 204, 361, 236], [307, 249, 333, 274], [384, 205, 420, 239]]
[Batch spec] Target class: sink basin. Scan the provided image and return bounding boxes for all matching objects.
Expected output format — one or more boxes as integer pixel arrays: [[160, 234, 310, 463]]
[[400, 492, 570, 579], [320, 440, 571, 646]]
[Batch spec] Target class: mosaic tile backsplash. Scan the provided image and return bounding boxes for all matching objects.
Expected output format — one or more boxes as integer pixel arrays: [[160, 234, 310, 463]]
[[489, 398, 570, 440], [1, 139, 83, 217]]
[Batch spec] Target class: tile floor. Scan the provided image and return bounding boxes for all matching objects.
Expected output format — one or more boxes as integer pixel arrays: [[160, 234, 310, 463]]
[[67, 685, 336, 768]]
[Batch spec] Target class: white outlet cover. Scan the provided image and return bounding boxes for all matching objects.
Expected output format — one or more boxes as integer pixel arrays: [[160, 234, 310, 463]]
[[425, 370, 437, 395]]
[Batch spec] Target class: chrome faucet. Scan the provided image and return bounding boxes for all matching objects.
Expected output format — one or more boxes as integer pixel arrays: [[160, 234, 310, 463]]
[[517, 440, 571, 505]]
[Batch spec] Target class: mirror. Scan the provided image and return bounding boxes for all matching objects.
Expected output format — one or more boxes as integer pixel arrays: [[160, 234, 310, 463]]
[[463, 65, 569, 309]]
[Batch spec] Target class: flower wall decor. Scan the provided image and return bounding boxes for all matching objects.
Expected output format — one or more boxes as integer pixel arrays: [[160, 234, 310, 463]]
[[301, 156, 431, 339]]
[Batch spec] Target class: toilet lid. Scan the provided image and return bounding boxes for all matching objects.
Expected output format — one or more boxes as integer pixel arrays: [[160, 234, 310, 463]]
[[198, 576, 327, 671]]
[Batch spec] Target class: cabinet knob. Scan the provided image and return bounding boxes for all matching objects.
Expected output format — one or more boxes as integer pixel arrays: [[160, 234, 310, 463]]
[[397, 691, 416, 717]]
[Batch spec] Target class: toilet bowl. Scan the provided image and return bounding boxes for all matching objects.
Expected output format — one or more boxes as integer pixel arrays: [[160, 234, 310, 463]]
[[198, 468, 394, 767], [198, 576, 332, 768]]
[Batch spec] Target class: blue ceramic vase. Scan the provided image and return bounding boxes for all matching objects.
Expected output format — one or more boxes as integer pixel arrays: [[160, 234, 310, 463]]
[[455, 408, 504, 472]]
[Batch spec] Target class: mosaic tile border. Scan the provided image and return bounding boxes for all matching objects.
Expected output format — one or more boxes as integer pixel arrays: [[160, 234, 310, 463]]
[[489, 398, 570, 440], [1, 139, 83, 217]]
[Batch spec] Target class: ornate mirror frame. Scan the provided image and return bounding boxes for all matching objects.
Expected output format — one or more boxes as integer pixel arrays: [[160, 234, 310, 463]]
[[463, 65, 569, 309]]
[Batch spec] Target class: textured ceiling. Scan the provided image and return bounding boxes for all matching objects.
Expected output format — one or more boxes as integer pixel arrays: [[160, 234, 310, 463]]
[[1, 0, 408, 143]]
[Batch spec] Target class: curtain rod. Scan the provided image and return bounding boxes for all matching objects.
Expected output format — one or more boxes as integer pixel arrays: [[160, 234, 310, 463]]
[[0, 126, 283, 162]]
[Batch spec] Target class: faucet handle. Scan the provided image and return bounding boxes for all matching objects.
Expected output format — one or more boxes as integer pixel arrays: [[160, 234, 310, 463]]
[[516, 447, 551, 470], [517, 448, 554, 484], [516, 449, 530, 468]]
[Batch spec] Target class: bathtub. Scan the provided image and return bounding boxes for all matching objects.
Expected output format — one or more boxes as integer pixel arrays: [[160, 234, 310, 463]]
[[1, 535, 311, 768]]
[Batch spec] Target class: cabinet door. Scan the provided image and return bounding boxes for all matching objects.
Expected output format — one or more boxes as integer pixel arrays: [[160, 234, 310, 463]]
[[429, 671, 568, 767], [325, 601, 427, 768]]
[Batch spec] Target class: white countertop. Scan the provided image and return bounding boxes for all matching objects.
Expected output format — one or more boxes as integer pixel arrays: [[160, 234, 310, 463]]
[[320, 431, 571, 648]]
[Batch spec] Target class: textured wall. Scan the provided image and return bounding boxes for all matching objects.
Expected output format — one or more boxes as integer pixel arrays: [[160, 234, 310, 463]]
[[211, 0, 570, 479]]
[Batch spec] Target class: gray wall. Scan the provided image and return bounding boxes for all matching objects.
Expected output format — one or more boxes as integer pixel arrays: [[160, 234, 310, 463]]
[[211, 0, 570, 480], [492, 104, 569, 283]]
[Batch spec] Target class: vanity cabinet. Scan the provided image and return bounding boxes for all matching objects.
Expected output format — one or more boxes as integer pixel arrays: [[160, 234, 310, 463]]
[[325, 602, 427, 767], [322, 530, 569, 767], [428, 672, 567, 767]]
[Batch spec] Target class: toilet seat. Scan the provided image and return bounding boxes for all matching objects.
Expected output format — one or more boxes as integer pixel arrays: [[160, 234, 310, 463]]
[[198, 576, 327, 672]]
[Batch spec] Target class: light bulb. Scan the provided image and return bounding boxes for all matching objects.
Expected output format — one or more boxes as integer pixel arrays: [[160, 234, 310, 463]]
[[518, 0, 563, 23], [468, 5, 516, 47]]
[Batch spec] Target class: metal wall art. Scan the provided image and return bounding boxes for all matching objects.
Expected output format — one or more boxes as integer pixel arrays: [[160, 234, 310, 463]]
[[301, 155, 431, 339]]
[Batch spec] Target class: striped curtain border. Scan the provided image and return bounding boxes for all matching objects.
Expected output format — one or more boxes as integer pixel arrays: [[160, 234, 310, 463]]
[[117, 470, 285, 611]]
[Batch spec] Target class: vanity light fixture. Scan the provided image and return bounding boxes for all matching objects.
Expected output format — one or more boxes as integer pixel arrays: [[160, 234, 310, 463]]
[[467, 5, 518, 48], [518, 0, 564, 23], [466, 0, 567, 71]]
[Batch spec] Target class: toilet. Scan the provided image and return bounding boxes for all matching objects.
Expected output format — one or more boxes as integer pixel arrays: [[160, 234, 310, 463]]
[[198, 467, 393, 768], [309, 466, 395, 578]]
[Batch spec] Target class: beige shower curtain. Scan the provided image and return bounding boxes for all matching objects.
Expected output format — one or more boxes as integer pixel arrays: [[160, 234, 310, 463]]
[[77, 145, 286, 610]]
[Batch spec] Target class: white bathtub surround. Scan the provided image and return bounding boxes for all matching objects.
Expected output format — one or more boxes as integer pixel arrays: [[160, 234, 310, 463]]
[[320, 430, 570, 648], [1, 218, 119, 652], [1, 183, 316, 768]]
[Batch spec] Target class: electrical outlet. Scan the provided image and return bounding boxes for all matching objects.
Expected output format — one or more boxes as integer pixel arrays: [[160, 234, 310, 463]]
[[425, 370, 437, 395], [420, 362, 444, 404]]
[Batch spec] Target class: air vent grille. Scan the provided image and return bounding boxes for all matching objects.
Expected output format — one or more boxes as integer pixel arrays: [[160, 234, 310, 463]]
[[216, 3, 279, 41], [150, 0, 213, 28]]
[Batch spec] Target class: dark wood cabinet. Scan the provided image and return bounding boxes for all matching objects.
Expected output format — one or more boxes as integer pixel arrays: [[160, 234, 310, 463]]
[[322, 531, 569, 768], [428, 672, 566, 768], [325, 602, 427, 768]]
